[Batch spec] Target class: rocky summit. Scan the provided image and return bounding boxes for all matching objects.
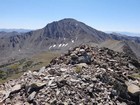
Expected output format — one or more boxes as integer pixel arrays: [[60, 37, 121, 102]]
[[0, 45, 140, 105]]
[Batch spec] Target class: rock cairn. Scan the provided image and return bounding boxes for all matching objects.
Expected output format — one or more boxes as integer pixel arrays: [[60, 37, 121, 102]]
[[0, 45, 140, 105]]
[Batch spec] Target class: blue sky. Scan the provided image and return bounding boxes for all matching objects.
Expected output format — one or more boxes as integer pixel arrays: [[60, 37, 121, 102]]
[[0, 0, 140, 33]]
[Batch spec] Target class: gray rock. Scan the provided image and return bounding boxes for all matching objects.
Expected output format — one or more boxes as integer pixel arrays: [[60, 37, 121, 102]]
[[39, 66, 46, 73], [70, 53, 78, 60], [31, 82, 46, 89], [1, 45, 140, 105], [78, 54, 91, 64], [128, 63, 136, 69], [76, 63, 88, 68], [79, 49, 86, 53], [27, 91, 36, 102], [11, 84, 22, 93], [27, 82, 46, 94], [0, 90, 10, 102], [125, 82, 140, 95], [60, 68, 67, 72]]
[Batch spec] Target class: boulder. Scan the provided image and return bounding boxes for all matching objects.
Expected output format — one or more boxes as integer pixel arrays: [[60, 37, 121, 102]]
[[30, 82, 46, 89], [27, 91, 36, 102], [79, 49, 86, 54], [128, 63, 136, 69], [76, 63, 88, 68], [126, 82, 140, 95], [60, 68, 67, 72], [27, 82, 46, 94], [78, 54, 91, 64], [0, 84, 21, 102], [11, 84, 22, 93], [15, 101, 23, 105], [70, 53, 78, 60], [0, 90, 10, 103], [39, 66, 46, 73], [75, 47, 80, 51]]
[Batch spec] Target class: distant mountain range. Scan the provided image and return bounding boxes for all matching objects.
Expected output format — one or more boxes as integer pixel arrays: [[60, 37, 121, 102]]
[[0, 18, 140, 64], [0, 29, 32, 33], [106, 31, 140, 37]]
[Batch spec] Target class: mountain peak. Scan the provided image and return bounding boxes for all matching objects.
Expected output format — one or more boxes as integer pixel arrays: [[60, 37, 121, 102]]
[[44, 18, 80, 30], [60, 18, 77, 21], [0, 18, 140, 64], [45, 18, 81, 28], [58, 18, 79, 22]]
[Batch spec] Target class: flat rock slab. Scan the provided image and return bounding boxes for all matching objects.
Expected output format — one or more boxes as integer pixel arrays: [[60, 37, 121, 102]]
[[76, 63, 88, 68], [126, 83, 140, 94], [11, 84, 21, 92]]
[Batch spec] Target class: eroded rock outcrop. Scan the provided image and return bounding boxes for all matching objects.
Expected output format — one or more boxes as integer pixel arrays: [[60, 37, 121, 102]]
[[0, 45, 140, 105]]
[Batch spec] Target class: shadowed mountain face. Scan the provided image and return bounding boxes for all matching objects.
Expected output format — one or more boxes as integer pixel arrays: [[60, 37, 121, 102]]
[[22, 18, 111, 49], [0, 18, 140, 63], [0, 19, 111, 61]]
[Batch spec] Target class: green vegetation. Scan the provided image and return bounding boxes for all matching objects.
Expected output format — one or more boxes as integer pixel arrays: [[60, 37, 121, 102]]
[[0, 51, 60, 84], [0, 70, 7, 80], [30, 51, 60, 70], [19, 58, 26, 65], [0, 59, 32, 81], [0, 72, 23, 84], [75, 66, 82, 73], [8, 64, 19, 73], [131, 74, 140, 78], [22, 60, 33, 70]]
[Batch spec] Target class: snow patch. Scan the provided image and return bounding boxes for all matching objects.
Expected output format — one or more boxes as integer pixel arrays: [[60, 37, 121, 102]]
[[49, 46, 52, 49], [53, 44, 56, 47], [71, 40, 74, 43], [62, 44, 65, 47], [64, 43, 68, 47], [58, 44, 62, 47]]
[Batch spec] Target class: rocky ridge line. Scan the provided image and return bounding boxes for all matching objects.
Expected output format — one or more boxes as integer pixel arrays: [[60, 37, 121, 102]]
[[0, 45, 140, 105]]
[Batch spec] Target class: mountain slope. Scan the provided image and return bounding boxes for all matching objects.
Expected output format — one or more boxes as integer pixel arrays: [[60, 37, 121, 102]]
[[22, 18, 111, 49], [109, 32, 140, 43], [0, 18, 140, 63], [126, 41, 140, 60], [0, 45, 140, 104], [0, 18, 112, 63], [99, 40, 140, 60]]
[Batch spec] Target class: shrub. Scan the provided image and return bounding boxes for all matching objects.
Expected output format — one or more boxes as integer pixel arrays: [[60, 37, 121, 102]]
[[22, 61, 33, 69], [75, 66, 82, 73], [0, 70, 7, 80], [9, 64, 19, 70]]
